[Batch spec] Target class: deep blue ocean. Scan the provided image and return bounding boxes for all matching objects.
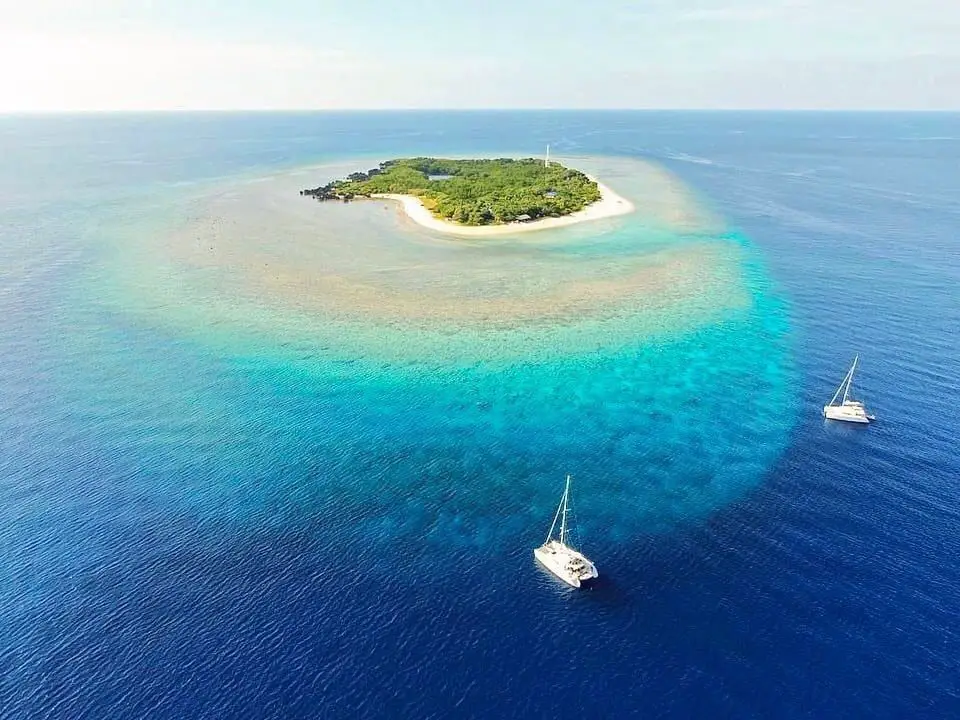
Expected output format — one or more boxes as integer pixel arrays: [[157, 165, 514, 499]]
[[1, 111, 958, 718]]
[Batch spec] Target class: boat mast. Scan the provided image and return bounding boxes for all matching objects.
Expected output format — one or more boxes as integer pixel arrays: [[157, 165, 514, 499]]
[[545, 487, 564, 544], [559, 475, 570, 545], [828, 356, 856, 407], [842, 354, 859, 404]]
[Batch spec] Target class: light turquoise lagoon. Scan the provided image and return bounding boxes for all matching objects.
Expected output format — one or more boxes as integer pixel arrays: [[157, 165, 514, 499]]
[[80, 155, 794, 541]]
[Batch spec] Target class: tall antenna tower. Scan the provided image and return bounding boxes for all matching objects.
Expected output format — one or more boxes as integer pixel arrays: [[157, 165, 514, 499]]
[[545, 144, 550, 167]]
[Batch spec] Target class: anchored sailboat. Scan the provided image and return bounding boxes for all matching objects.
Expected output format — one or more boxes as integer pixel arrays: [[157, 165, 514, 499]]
[[533, 475, 598, 588], [823, 354, 875, 424]]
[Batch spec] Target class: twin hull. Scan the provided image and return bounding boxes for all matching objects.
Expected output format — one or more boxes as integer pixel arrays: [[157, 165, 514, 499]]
[[534, 541, 598, 588], [823, 404, 873, 424]]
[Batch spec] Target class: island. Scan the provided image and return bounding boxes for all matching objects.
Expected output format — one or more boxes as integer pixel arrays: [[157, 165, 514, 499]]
[[300, 157, 634, 236]]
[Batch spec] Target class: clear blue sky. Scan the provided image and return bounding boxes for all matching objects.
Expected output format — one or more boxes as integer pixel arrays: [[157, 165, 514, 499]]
[[0, 0, 955, 111]]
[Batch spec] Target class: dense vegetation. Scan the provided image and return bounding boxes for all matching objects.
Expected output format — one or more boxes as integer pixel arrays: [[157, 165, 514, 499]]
[[301, 157, 601, 225]]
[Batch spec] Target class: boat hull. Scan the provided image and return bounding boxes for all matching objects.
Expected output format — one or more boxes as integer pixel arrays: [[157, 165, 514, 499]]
[[534, 541, 598, 588], [823, 404, 873, 423]]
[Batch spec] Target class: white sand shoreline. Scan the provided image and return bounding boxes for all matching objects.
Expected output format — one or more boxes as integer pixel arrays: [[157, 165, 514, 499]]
[[372, 175, 635, 236]]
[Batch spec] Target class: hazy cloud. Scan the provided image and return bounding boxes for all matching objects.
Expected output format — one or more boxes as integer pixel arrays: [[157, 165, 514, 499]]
[[0, 0, 955, 111]]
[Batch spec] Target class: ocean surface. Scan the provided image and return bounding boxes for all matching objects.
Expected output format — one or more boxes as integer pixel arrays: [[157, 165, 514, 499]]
[[0, 111, 957, 718]]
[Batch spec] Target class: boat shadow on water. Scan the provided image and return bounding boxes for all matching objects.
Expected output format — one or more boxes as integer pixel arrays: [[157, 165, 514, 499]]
[[821, 416, 876, 437]]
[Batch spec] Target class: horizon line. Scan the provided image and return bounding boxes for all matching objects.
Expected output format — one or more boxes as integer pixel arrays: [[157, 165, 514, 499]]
[[1, 107, 958, 116]]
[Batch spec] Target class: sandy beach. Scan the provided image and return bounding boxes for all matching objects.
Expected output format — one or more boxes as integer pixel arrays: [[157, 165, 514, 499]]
[[373, 176, 635, 236]]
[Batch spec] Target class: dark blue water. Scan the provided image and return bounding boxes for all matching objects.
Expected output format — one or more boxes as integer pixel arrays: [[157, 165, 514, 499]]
[[1, 112, 958, 718]]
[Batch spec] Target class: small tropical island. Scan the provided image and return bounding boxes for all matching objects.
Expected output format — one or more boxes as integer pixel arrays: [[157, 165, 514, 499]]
[[300, 157, 634, 236]]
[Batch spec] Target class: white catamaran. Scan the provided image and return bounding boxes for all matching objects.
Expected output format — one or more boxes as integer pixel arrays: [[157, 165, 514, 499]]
[[823, 354, 875, 424], [534, 475, 598, 588]]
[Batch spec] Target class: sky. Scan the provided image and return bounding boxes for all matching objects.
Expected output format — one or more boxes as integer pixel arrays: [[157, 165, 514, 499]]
[[0, 0, 956, 111]]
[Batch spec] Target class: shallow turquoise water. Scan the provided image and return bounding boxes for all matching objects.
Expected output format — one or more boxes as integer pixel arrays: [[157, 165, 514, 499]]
[[58, 155, 796, 540]]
